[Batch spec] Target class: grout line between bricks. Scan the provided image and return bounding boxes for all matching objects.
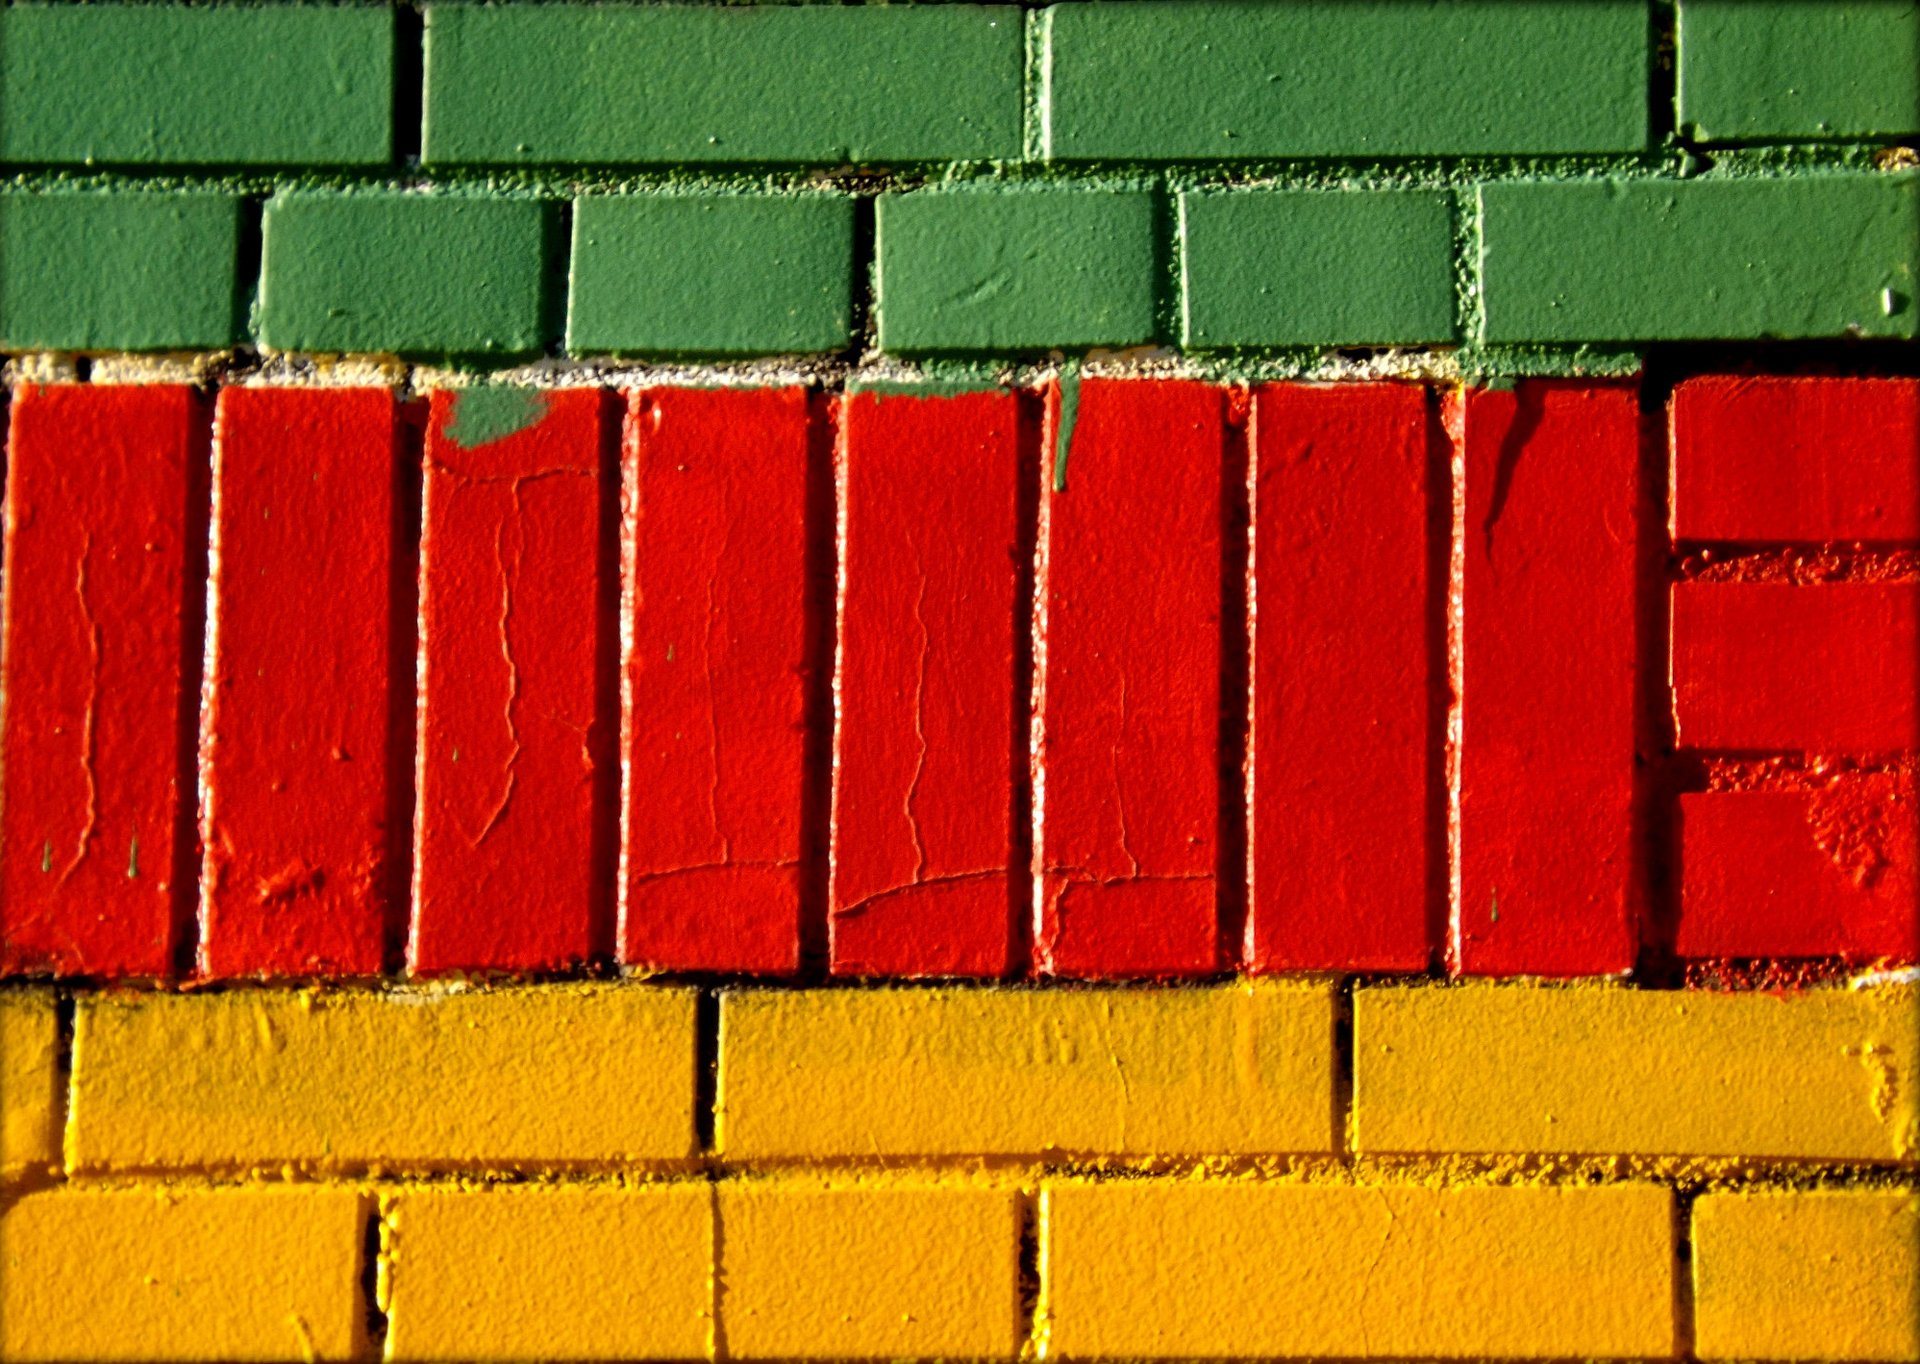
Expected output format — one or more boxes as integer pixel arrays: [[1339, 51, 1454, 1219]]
[[1671, 1183, 1700, 1361], [586, 388, 625, 969], [387, 401, 427, 976], [1016, 1184, 1043, 1362], [359, 1194, 393, 1361], [169, 390, 215, 980], [1007, 389, 1044, 978], [51, 990, 76, 1181], [1216, 385, 1252, 969], [393, 3, 425, 170], [797, 387, 842, 979]]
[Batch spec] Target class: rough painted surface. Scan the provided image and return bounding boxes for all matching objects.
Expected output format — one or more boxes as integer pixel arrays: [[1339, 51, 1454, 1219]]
[[1249, 382, 1433, 972], [1043, 1181, 1675, 1359], [1451, 383, 1640, 976], [0, 385, 199, 977], [0, 989, 59, 1178], [1036, 379, 1223, 977], [68, 985, 696, 1173], [199, 387, 397, 978], [620, 386, 812, 974], [717, 984, 1335, 1159], [413, 387, 607, 973], [832, 390, 1021, 977]]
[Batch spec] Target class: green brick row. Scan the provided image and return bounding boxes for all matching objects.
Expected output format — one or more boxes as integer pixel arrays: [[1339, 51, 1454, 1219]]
[[1, 175, 1914, 356], [6, 1, 1915, 170]]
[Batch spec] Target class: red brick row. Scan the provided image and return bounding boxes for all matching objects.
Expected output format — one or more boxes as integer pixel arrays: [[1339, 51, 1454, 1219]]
[[2, 377, 1912, 981]]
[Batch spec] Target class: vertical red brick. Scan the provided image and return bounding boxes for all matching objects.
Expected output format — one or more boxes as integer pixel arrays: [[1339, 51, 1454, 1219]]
[[1670, 376, 1920, 543], [1249, 383, 1433, 972], [1035, 378, 1223, 977], [1450, 382, 1640, 976], [620, 387, 813, 974], [830, 389, 1022, 978], [200, 387, 398, 977], [410, 388, 608, 973], [1678, 785, 1917, 962], [0, 385, 201, 977], [1671, 582, 1919, 754]]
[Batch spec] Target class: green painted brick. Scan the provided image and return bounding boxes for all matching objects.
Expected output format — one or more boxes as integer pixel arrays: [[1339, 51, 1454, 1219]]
[[1042, 0, 1648, 161], [423, 3, 1021, 166], [1478, 173, 1920, 344], [568, 195, 855, 356], [875, 189, 1158, 354], [0, 2, 391, 166], [259, 193, 550, 358], [1179, 188, 1455, 349], [1677, 0, 1920, 142], [0, 191, 239, 351]]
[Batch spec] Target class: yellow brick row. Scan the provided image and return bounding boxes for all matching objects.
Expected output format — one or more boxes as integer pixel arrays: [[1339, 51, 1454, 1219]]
[[717, 982, 1337, 1158], [1, 988, 59, 1178], [1693, 1190, 1919, 1362], [0, 1186, 367, 1362], [1355, 983, 1917, 1163], [1041, 1179, 1676, 1359], [68, 985, 697, 1174]]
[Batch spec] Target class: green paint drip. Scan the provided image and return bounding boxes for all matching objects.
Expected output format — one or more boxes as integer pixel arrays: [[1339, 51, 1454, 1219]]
[[41, 840, 52, 874], [444, 387, 548, 449], [127, 835, 139, 880], [1051, 359, 1082, 493]]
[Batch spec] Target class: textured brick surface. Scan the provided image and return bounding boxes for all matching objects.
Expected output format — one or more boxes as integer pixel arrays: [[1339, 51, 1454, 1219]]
[[620, 387, 813, 974], [1250, 383, 1433, 972], [1042, 0, 1648, 159], [412, 388, 608, 974], [568, 195, 855, 357], [200, 387, 397, 978], [69, 985, 696, 1174], [1679, 786, 1919, 962], [0, 1187, 366, 1363], [384, 1185, 711, 1361], [719, 1183, 1022, 1360], [1479, 174, 1920, 342], [1036, 379, 1223, 976], [423, 3, 1022, 165], [1672, 582, 1920, 753], [1670, 376, 1920, 544], [876, 190, 1158, 353], [718, 984, 1335, 1159], [1, 385, 200, 977], [1180, 189, 1455, 349], [260, 193, 549, 357], [1043, 1180, 1675, 1359], [1692, 1190, 1920, 1362], [832, 390, 1021, 977], [1451, 383, 1640, 976], [1355, 984, 1919, 1162], [0, 190, 239, 351], [1678, 0, 1920, 143], [0, 2, 391, 166], [0, 989, 59, 1179]]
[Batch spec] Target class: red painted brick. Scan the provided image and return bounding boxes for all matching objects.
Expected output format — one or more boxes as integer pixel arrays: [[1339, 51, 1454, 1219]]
[[1678, 784, 1918, 962], [200, 387, 398, 977], [620, 387, 813, 974], [1672, 582, 1919, 754], [830, 389, 1021, 978], [411, 389, 609, 974], [0, 385, 202, 977], [1035, 378, 1223, 977], [1670, 376, 1920, 544], [1249, 383, 1433, 973], [1450, 382, 1640, 976]]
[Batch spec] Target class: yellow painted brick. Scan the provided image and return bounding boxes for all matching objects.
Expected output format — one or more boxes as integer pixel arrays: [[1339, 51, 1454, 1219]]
[[69, 984, 697, 1174], [1041, 1179, 1675, 1359], [385, 1183, 712, 1361], [1694, 1190, 1920, 1362], [717, 983, 1334, 1158], [1, 987, 60, 1178], [1355, 983, 1917, 1162], [718, 1180, 1021, 1359], [0, 1185, 365, 1362]]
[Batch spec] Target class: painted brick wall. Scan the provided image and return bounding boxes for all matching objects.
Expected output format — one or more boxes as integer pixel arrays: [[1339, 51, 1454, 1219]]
[[2, 2, 1917, 1361]]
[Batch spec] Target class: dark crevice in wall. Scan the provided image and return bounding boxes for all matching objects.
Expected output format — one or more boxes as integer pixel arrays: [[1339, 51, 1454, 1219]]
[[1670, 1184, 1698, 1362], [707, 1179, 730, 1364], [359, 1198, 391, 1358], [1007, 390, 1043, 979], [384, 401, 427, 976], [1149, 181, 1179, 351], [1631, 382, 1682, 988], [1015, 1187, 1042, 1351], [1214, 386, 1251, 970], [1648, 0, 1680, 151], [693, 986, 720, 1156], [586, 388, 625, 969], [51, 990, 77, 1174], [232, 197, 266, 342], [543, 199, 574, 358], [393, 4, 426, 169], [1332, 977, 1356, 1161], [846, 194, 877, 359], [796, 390, 840, 980], [1421, 389, 1455, 972], [170, 393, 214, 980]]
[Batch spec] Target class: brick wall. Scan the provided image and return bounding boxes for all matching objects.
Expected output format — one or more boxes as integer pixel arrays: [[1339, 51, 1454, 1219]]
[[2, 2, 1917, 1360]]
